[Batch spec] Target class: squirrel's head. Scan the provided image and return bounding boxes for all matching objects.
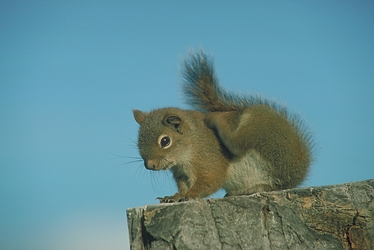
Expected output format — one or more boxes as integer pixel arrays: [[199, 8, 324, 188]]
[[132, 108, 191, 171]]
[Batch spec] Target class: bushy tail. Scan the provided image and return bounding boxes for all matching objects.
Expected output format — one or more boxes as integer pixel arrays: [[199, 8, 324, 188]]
[[182, 50, 283, 113], [181, 50, 314, 164], [182, 50, 238, 112]]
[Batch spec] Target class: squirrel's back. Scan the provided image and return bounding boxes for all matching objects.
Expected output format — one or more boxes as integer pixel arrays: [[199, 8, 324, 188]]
[[182, 50, 313, 152]]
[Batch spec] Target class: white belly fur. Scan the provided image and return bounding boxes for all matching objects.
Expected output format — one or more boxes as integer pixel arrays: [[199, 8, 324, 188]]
[[223, 149, 273, 195]]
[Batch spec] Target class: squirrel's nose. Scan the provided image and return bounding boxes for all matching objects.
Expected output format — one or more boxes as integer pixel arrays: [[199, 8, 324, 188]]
[[144, 160, 156, 170]]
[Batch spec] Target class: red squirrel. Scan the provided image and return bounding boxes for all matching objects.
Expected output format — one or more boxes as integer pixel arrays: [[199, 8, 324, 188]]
[[133, 51, 313, 203]]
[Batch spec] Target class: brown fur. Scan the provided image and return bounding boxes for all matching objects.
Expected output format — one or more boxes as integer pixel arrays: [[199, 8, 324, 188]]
[[133, 51, 313, 203], [133, 108, 230, 202]]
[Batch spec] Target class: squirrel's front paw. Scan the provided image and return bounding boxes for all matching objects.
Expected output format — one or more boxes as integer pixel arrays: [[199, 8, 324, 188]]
[[156, 194, 190, 203]]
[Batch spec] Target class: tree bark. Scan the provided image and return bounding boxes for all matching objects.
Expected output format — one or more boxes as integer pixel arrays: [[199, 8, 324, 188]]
[[127, 179, 374, 249]]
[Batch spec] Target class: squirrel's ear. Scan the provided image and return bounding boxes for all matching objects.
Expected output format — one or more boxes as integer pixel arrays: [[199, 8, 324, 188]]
[[133, 109, 147, 125], [163, 115, 183, 134]]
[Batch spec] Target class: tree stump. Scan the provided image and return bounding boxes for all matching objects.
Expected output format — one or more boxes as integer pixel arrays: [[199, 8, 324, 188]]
[[127, 179, 374, 249]]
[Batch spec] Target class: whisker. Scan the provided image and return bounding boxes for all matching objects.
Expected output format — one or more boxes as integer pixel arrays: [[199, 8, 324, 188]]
[[125, 159, 143, 164], [120, 136, 138, 147]]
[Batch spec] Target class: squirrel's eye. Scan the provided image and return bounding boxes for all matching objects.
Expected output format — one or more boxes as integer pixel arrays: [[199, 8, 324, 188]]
[[160, 136, 171, 149]]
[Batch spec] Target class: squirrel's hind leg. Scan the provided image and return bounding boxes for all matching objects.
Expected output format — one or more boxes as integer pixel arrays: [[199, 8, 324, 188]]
[[204, 110, 252, 157]]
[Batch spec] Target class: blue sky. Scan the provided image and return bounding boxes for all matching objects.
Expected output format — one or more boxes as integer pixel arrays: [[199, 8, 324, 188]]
[[1, 1, 373, 249]]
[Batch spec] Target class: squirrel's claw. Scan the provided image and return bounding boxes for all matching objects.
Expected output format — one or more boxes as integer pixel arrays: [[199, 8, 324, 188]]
[[156, 195, 190, 203], [156, 196, 173, 203]]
